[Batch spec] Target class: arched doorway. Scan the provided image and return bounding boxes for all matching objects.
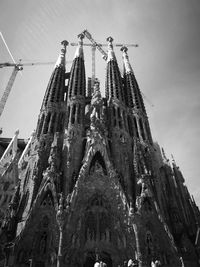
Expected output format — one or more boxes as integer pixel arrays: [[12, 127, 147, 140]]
[[83, 251, 112, 267], [101, 251, 112, 267], [83, 251, 96, 267]]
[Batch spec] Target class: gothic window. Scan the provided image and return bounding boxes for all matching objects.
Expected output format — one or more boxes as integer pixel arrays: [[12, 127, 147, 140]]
[[43, 112, 51, 134], [41, 215, 49, 228], [37, 114, 45, 137], [69, 82, 73, 98], [145, 121, 150, 141], [85, 211, 97, 241], [99, 211, 111, 242], [56, 113, 64, 132], [113, 106, 116, 127], [127, 116, 133, 137], [139, 118, 145, 140], [41, 191, 54, 207], [66, 106, 70, 127], [60, 112, 65, 131], [69, 172, 77, 193], [77, 104, 81, 124], [3, 181, 10, 191], [49, 113, 57, 133], [23, 168, 31, 190], [85, 195, 111, 243], [123, 111, 127, 131], [89, 152, 107, 175], [71, 104, 76, 124], [23, 190, 30, 210], [117, 107, 122, 128], [38, 232, 48, 255], [129, 82, 134, 108], [133, 117, 139, 138], [146, 231, 153, 256]]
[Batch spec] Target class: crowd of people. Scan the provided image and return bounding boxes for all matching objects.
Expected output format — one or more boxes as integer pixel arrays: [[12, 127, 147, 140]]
[[93, 259, 161, 267]]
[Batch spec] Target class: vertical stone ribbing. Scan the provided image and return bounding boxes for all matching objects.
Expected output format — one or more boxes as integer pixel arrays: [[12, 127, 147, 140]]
[[105, 37, 125, 103], [31, 40, 68, 203], [63, 35, 86, 195], [121, 46, 153, 144], [36, 40, 69, 139], [105, 38, 135, 208]]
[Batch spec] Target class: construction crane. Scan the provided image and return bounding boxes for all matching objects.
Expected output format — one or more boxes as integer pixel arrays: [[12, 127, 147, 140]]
[[70, 29, 138, 90], [0, 61, 57, 117], [71, 30, 154, 107], [0, 60, 73, 117]]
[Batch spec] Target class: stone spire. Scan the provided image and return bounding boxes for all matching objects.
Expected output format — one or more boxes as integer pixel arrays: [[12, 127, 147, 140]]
[[30, 41, 69, 205], [105, 36, 125, 103], [36, 40, 68, 138], [74, 33, 84, 60], [64, 34, 86, 195], [121, 46, 145, 112], [67, 33, 86, 98], [106, 36, 116, 62], [55, 40, 69, 68], [121, 46, 153, 143]]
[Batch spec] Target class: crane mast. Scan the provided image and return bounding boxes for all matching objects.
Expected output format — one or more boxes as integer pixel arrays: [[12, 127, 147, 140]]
[[0, 61, 72, 118], [0, 65, 22, 117], [81, 30, 108, 60]]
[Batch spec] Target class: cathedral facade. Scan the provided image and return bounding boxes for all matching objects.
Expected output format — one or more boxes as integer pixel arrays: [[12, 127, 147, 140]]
[[0, 34, 200, 267]]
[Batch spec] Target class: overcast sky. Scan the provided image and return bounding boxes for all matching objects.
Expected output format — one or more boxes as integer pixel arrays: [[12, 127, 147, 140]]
[[0, 0, 200, 205]]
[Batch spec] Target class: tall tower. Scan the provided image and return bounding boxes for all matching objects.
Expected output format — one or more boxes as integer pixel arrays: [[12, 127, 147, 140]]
[[31, 40, 68, 201], [121, 46, 152, 144], [105, 37, 135, 209], [3, 40, 69, 251], [63, 33, 86, 195]]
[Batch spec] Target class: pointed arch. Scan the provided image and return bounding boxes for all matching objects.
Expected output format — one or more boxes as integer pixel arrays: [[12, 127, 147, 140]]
[[89, 151, 107, 175], [40, 190, 54, 207]]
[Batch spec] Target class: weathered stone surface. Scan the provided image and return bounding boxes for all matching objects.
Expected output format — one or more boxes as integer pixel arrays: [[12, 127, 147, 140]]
[[0, 35, 199, 267]]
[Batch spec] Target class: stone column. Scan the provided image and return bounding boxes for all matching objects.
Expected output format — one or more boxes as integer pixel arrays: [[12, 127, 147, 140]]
[[129, 210, 148, 267], [56, 194, 69, 267]]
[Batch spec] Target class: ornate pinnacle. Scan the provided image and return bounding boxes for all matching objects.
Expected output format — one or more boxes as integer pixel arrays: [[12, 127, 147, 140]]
[[120, 46, 128, 53], [121, 45, 132, 73], [61, 40, 69, 47], [77, 33, 85, 40], [60, 40, 69, 55], [106, 36, 115, 61], [106, 36, 114, 43], [77, 33, 84, 46], [55, 40, 68, 67]]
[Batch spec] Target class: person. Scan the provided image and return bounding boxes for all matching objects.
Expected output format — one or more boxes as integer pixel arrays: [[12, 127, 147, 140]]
[[128, 259, 133, 266], [151, 260, 161, 266], [94, 261, 100, 267], [155, 260, 161, 266]]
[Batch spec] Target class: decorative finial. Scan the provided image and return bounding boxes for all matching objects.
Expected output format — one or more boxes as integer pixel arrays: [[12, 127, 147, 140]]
[[78, 33, 85, 40], [77, 33, 84, 46], [74, 34, 84, 59], [106, 36, 114, 43], [121, 46, 132, 74], [60, 40, 69, 54], [106, 36, 115, 61], [120, 46, 128, 53], [61, 40, 69, 48], [55, 40, 68, 68]]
